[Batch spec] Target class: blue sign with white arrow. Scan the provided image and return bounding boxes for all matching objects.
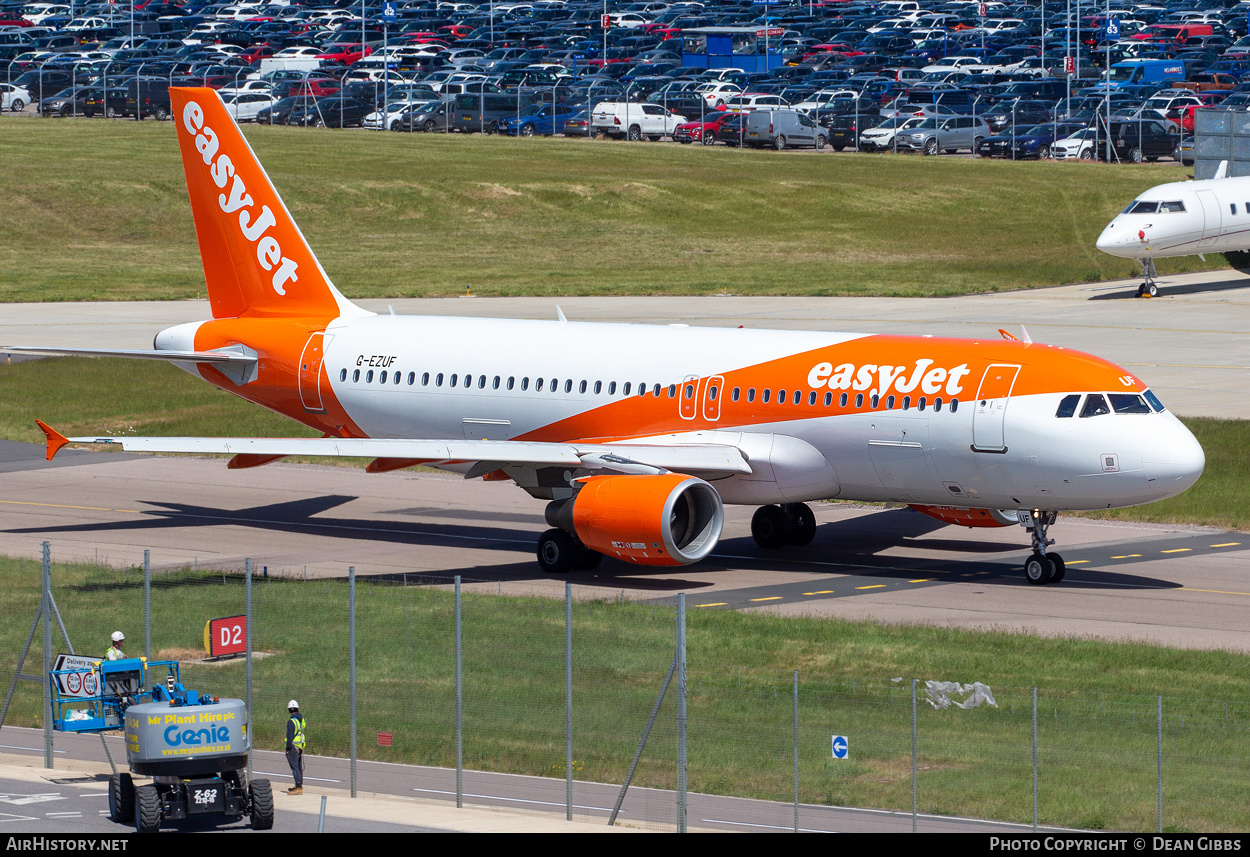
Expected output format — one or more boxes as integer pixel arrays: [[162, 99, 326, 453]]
[[831, 735, 849, 759]]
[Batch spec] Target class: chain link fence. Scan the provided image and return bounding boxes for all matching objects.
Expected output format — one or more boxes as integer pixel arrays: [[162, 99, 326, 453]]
[[2, 544, 1249, 832]]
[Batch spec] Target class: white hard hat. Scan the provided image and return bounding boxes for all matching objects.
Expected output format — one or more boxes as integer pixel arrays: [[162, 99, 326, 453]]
[[288, 700, 299, 710], [111, 631, 125, 642]]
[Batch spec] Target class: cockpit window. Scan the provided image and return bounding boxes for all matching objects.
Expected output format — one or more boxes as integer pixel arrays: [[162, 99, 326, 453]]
[[1126, 200, 1159, 214], [1160, 201, 1186, 213], [1056, 394, 1080, 418], [1109, 393, 1152, 414], [1079, 394, 1110, 418], [1143, 389, 1166, 412]]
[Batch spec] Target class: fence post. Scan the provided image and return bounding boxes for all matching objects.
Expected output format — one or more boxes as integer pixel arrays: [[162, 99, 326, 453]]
[[43, 541, 52, 770], [455, 574, 462, 809], [1033, 686, 1038, 831], [911, 678, 917, 833], [144, 550, 151, 661], [793, 669, 799, 833], [349, 565, 357, 798], [676, 593, 686, 833], [565, 582, 573, 822], [1157, 695, 1163, 833], [246, 557, 253, 783]]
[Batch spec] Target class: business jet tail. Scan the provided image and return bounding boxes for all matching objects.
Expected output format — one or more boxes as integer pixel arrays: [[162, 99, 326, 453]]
[[170, 87, 366, 322]]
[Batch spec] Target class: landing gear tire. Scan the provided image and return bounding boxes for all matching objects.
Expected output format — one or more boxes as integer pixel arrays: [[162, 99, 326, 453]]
[[537, 528, 577, 573], [573, 546, 602, 571], [1048, 553, 1066, 583], [783, 503, 817, 546], [751, 505, 792, 549], [135, 785, 161, 833], [108, 773, 135, 823], [1025, 552, 1055, 585]]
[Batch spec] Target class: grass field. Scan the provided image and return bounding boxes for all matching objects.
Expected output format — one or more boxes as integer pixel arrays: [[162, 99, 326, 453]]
[[3, 557, 1248, 831], [1, 357, 1246, 530], [0, 119, 1227, 302]]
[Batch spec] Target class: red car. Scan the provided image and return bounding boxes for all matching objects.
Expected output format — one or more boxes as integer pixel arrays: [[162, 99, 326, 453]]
[[280, 77, 341, 98], [316, 43, 371, 65], [672, 110, 731, 145]]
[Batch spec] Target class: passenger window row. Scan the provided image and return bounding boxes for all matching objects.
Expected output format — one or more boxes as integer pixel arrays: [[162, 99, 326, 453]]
[[337, 368, 960, 413]]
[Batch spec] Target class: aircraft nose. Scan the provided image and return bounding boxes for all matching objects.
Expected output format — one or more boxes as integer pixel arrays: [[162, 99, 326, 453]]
[[1096, 220, 1137, 258], [1143, 417, 1205, 499]]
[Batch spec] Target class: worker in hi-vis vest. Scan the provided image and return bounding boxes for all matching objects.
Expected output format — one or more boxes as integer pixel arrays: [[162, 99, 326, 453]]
[[106, 631, 125, 661], [286, 700, 306, 795]]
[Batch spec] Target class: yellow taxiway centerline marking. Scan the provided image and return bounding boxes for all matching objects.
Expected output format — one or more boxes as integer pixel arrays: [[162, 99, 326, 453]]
[[908, 579, 932, 583], [750, 596, 783, 602], [1065, 560, 1090, 565], [697, 603, 727, 608], [855, 584, 887, 590], [1111, 554, 1142, 559], [0, 499, 142, 514], [803, 591, 836, 595], [1161, 549, 1191, 554], [1210, 543, 1241, 548]]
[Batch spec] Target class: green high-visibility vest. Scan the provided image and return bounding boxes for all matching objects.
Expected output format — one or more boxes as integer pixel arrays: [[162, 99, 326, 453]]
[[290, 714, 306, 750]]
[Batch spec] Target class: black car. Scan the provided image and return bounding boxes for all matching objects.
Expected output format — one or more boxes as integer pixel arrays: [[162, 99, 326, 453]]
[[1107, 120, 1179, 163], [289, 96, 373, 128], [819, 113, 864, 151], [83, 86, 132, 118], [981, 99, 1054, 134], [255, 95, 318, 126]]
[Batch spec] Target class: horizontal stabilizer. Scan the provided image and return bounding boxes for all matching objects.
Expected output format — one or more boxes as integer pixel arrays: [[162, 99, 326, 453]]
[[42, 430, 753, 475], [1, 346, 257, 365]]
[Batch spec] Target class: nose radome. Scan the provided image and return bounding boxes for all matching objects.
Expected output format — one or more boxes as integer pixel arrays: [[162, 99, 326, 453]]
[[1143, 418, 1205, 498]]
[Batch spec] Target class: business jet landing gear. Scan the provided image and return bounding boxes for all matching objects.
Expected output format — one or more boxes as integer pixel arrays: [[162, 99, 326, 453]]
[[1020, 510, 1065, 585], [751, 503, 817, 549], [1135, 258, 1158, 298], [536, 528, 602, 573]]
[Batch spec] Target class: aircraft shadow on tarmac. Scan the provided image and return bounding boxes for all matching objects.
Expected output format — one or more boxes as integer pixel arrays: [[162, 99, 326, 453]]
[[1087, 275, 1250, 300], [5, 497, 1178, 592]]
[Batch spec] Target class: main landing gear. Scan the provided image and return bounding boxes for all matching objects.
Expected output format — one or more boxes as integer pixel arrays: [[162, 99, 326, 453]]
[[750, 503, 817, 549], [536, 528, 603, 574], [1136, 258, 1158, 298], [1021, 510, 1065, 585]]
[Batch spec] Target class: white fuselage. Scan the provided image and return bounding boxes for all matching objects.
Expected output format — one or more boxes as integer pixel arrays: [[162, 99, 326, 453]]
[[166, 313, 1205, 514], [1097, 174, 1250, 260]]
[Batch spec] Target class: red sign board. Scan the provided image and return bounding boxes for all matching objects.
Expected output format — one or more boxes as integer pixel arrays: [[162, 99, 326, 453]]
[[204, 615, 248, 657], [378, 732, 393, 747], [601, 13, 610, 28], [1064, 56, 1075, 74]]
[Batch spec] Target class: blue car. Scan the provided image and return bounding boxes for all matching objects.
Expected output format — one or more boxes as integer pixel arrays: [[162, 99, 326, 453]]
[[499, 103, 583, 137], [975, 121, 1088, 159]]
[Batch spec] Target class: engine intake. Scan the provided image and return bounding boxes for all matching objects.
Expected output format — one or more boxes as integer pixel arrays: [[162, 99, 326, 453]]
[[547, 474, 724, 566]]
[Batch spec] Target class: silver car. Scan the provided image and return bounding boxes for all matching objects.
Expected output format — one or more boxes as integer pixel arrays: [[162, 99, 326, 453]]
[[899, 115, 992, 154]]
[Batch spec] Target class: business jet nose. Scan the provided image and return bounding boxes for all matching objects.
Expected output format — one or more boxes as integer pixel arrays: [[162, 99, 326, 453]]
[[1143, 417, 1205, 499], [1096, 220, 1139, 258]]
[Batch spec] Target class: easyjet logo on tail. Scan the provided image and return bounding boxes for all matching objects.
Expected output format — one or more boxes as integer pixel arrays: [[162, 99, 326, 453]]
[[182, 100, 298, 297], [807, 359, 972, 399]]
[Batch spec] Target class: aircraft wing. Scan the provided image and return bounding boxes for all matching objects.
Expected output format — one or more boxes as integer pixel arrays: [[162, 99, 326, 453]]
[[35, 422, 752, 476]]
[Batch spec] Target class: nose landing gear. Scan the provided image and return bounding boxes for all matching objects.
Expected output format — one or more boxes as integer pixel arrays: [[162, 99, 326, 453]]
[[1135, 258, 1158, 298], [1020, 510, 1065, 585]]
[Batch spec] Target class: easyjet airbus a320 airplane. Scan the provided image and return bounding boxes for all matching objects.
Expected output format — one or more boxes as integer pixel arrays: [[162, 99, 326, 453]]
[[8, 88, 1205, 585]]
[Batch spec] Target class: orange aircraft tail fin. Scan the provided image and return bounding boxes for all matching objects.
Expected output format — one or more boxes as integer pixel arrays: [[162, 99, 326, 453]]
[[169, 87, 365, 322]]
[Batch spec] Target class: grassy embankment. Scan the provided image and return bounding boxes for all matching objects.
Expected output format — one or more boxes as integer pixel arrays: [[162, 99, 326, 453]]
[[2, 357, 1246, 530], [1, 555, 1247, 831], [0, 119, 1224, 302]]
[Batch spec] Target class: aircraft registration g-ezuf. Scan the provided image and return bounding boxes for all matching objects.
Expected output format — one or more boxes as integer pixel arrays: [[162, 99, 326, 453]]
[[1097, 160, 1250, 297], [9, 88, 1205, 586]]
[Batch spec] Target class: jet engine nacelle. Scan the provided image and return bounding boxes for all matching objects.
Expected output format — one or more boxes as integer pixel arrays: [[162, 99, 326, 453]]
[[908, 505, 1017, 528], [546, 474, 724, 566]]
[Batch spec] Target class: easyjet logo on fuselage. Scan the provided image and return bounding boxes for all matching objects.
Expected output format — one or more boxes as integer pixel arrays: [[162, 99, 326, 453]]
[[181, 100, 298, 297], [807, 359, 972, 399]]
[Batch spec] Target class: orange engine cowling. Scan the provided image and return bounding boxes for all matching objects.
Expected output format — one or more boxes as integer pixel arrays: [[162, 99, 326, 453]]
[[909, 505, 1017, 528], [547, 474, 724, 567]]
